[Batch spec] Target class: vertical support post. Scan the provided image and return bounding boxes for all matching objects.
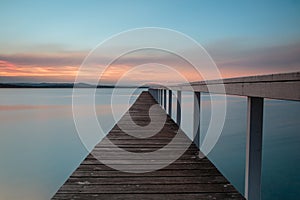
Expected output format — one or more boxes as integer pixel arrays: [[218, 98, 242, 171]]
[[158, 89, 161, 105], [163, 89, 167, 110], [176, 90, 182, 125], [193, 92, 201, 149], [168, 90, 172, 116], [160, 89, 163, 106], [157, 89, 159, 104], [245, 97, 264, 200]]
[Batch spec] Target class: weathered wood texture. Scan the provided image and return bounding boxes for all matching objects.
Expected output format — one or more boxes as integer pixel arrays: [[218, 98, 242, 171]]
[[52, 92, 245, 200]]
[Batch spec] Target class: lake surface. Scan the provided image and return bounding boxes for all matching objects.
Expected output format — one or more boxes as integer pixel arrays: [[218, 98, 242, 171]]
[[0, 89, 299, 200]]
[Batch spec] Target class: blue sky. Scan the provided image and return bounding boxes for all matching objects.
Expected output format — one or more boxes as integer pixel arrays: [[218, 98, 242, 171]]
[[0, 0, 300, 82]]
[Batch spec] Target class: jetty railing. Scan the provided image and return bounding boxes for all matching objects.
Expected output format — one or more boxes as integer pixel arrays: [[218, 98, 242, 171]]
[[148, 72, 300, 200]]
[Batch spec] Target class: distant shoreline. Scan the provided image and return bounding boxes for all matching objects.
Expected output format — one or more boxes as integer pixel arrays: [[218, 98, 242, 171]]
[[0, 83, 149, 89]]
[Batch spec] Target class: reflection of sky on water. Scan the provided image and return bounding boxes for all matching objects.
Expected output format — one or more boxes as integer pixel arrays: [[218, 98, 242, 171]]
[[0, 89, 144, 200], [178, 92, 300, 199], [0, 89, 299, 200]]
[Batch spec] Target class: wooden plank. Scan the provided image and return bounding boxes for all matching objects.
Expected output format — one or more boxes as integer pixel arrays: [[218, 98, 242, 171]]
[[65, 176, 228, 184], [76, 163, 216, 171], [52, 193, 245, 200], [57, 183, 238, 193], [52, 91, 245, 200], [70, 169, 222, 177], [82, 159, 212, 165]]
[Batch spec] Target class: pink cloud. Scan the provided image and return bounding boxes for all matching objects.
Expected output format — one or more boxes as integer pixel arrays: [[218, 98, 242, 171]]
[[1, 41, 300, 83]]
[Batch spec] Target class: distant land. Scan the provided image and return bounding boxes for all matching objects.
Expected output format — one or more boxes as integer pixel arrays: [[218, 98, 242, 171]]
[[0, 83, 149, 88]]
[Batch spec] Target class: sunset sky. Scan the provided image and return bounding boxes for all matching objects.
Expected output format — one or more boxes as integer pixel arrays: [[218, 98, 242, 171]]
[[0, 0, 300, 84]]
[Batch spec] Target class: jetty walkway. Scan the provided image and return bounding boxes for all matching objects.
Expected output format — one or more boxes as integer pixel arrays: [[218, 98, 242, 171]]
[[52, 91, 244, 200]]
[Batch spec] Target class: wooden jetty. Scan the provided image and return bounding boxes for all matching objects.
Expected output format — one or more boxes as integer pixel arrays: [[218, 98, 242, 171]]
[[52, 91, 245, 200], [149, 72, 300, 200]]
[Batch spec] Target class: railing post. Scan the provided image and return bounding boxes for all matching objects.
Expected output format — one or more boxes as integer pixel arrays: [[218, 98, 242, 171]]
[[163, 89, 167, 110], [168, 90, 172, 116], [193, 92, 201, 148], [245, 97, 264, 200], [160, 89, 163, 106], [158, 89, 161, 105], [176, 90, 182, 125], [157, 89, 159, 104]]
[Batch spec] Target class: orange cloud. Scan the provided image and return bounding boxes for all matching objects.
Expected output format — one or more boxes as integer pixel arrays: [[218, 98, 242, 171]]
[[1, 41, 300, 84], [0, 61, 78, 78]]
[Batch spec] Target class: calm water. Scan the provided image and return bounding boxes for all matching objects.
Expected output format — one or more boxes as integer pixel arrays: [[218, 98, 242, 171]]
[[0, 89, 299, 200], [176, 92, 300, 200]]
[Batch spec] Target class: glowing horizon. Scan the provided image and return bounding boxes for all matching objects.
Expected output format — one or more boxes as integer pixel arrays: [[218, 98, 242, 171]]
[[0, 0, 300, 84]]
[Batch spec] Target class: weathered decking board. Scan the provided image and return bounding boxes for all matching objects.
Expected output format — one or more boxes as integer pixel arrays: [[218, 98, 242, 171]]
[[52, 91, 245, 200]]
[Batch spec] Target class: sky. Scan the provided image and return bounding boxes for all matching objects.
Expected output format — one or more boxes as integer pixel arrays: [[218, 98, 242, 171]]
[[0, 0, 300, 84]]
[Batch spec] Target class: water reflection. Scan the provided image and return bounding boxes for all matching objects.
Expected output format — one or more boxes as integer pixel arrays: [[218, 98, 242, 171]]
[[178, 92, 300, 199], [0, 89, 299, 200], [0, 89, 143, 200]]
